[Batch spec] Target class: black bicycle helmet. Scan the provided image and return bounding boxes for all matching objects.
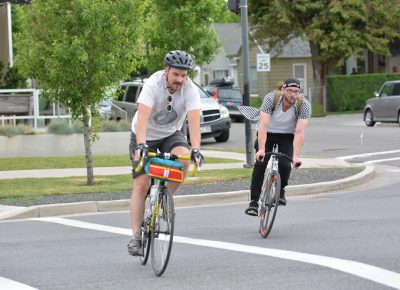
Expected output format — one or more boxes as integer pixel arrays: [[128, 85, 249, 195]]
[[164, 50, 194, 70]]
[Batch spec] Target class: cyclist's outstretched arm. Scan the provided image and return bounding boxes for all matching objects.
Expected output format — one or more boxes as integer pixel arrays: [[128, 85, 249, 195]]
[[135, 104, 152, 145], [187, 109, 201, 149], [293, 118, 308, 166]]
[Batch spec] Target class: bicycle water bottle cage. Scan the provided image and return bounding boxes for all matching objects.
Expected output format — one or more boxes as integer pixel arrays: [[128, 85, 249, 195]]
[[145, 158, 185, 183]]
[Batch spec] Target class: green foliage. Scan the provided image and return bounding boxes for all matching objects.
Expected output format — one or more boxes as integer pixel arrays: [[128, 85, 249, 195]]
[[247, 1, 400, 105], [143, 0, 223, 73], [14, 0, 146, 121], [248, 1, 400, 63], [327, 73, 400, 112], [250, 97, 263, 108], [0, 62, 27, 89], [213, 0, 240, 23]]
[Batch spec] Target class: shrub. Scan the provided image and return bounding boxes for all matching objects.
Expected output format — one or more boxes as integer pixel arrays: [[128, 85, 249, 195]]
[[0, 126, 20, 137], [118, 120, 131, 131], [327, 73, 400, 112], [0, 125, 35, 137], [72, 121, 84, 133], [47, 120, 75, 135], [100, 120, 121, 132], [17, 125, 36, 135]]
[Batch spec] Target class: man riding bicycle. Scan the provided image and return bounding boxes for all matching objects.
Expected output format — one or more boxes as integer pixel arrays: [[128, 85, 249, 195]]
[[245, 78, 311, 216], [127, 50, 204, 256]]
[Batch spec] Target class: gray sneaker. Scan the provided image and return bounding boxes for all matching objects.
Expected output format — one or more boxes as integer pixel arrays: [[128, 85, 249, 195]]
[[127, 236, 142, 256]]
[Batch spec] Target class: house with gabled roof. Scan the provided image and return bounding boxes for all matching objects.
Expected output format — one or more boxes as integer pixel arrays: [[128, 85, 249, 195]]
[[198, 23, 314, 98]]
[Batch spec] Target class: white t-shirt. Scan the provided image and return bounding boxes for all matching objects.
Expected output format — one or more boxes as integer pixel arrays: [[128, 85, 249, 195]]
[[131, 70, 201, 140]]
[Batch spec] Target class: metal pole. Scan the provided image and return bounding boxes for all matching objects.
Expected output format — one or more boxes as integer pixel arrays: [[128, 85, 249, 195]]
[[240, 0, 253, 167], [7, 2, 13, 68]]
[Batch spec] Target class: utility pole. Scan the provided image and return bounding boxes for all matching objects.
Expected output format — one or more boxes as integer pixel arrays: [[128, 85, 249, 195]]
[[228, 0, 253, 167]]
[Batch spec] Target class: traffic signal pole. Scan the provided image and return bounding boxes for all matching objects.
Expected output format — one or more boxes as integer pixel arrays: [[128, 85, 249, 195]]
[[227, 0, 253, 167], [240, 0, 254, 168]]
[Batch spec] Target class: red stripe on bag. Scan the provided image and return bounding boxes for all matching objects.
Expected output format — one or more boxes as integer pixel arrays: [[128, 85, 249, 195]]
[[148, 164, 183, 183]]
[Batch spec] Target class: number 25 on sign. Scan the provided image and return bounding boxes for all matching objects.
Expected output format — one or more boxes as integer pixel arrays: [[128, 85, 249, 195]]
[[257, 54, 271, 72]]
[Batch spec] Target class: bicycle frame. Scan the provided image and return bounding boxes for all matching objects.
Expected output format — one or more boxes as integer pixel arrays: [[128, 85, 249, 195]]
[[137, 151, 194, 276]]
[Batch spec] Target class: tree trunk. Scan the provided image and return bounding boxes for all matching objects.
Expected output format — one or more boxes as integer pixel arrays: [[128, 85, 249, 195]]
[[82, 106, 94, 185], [309, 42, 326, 105]]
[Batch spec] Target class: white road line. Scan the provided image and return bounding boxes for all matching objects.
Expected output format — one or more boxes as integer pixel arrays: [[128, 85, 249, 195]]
[[0, 277, 38, 290], [364, 157, 400, 165], [337, 150, 400, 160], [35, 217, 400, 289]]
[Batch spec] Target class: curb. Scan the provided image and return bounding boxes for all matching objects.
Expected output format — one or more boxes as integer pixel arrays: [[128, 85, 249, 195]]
[[0, 165, 375, 221]]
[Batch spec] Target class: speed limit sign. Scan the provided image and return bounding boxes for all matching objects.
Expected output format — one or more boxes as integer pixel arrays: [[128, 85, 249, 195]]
[[257, 54, 271, 72]]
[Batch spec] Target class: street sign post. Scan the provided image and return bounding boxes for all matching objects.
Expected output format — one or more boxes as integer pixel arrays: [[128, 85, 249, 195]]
[[257, 53, 271, 72]]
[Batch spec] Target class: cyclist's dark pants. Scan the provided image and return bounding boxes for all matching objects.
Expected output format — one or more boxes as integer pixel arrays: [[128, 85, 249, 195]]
[[250, 132, 294, 201]]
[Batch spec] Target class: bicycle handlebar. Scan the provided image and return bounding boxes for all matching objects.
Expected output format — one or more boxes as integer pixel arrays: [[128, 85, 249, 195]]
[[264, 151, 302, 168]]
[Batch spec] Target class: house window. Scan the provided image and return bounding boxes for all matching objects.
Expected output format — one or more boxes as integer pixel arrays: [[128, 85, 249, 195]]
[[213, 70, 228, 80], [293, 64, 306, 94]]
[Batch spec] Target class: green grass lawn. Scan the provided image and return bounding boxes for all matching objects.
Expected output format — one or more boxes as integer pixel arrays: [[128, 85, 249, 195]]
[[0, 154, 249, 201], [0, 168, 252, 200], [0, 155, 242, 171]]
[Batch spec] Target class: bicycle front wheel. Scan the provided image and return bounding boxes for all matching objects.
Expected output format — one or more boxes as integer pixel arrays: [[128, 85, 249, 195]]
[[139, 218, 151, 265], [259, 172, 281, 238], [151, 187, 175, 276]]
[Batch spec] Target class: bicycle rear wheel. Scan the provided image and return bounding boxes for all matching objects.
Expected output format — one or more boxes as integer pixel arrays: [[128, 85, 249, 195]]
[[259, 172, 281, 238], [139, 218, 151, 265], [151, 187, 175, 276]]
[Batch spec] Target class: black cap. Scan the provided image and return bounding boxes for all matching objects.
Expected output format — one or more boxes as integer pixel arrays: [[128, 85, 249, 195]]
[[282, 78, 300, 89]]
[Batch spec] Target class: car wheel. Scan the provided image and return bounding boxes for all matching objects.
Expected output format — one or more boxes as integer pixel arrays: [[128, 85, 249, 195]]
[[215, 129, 229, 142], [365, 110, 376, 127], [398, 111, 400, 127]]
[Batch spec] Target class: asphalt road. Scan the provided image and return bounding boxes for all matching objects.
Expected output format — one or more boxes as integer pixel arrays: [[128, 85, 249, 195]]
[[204, 114, 400, 161], [1, 165, 399, 289], [1, 114, 400, 289]]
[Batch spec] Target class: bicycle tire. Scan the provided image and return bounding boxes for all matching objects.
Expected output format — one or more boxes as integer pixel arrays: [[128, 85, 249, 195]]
[[151, 186, 175, 276], [139, 219, 151, 265], [259, 171, 281, 238]]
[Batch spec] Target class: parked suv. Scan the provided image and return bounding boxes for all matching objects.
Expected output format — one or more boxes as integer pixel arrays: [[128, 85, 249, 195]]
[[203, 76, 243, 122], [112, 79, 231, 142], [363, 80, 400, 127]]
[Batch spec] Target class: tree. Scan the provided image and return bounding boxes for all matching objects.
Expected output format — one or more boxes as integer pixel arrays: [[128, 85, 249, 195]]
[[143, 0, 225, 73], [247, 0, 400, 104], [14, 0, 147, 185]]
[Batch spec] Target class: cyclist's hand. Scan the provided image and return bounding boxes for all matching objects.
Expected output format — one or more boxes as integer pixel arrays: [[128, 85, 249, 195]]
[[190, 148, 204, 167], [135, 143, 148, 161], [255, 149, 265, 162], [292, 156, 302, 168]]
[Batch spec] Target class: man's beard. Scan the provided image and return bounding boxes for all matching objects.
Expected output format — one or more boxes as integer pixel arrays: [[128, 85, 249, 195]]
[[283, 94, 296, 105], [168, 81, 182, 93]]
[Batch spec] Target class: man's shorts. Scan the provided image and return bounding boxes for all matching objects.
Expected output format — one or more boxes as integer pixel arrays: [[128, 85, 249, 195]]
[[129, 130, 190, 179]]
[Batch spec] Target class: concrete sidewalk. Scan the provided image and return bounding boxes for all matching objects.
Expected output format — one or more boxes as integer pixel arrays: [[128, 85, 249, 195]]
[[0, 150, 355, 179], [0, 150, 375, 220]]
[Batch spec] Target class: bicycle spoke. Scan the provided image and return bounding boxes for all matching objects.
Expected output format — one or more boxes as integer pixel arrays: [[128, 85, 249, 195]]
[[151, 188, 174, 276], [259, 172, 281, 238]]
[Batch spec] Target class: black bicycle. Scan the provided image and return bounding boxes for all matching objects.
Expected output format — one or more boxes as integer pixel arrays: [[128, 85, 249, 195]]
[[136, 151, 198, 276], [258, 144, 300, 238]]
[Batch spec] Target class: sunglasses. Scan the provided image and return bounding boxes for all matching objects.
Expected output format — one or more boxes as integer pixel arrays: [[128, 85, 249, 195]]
[[167, 95, 173, 112], [285, 89, 300, 95]]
